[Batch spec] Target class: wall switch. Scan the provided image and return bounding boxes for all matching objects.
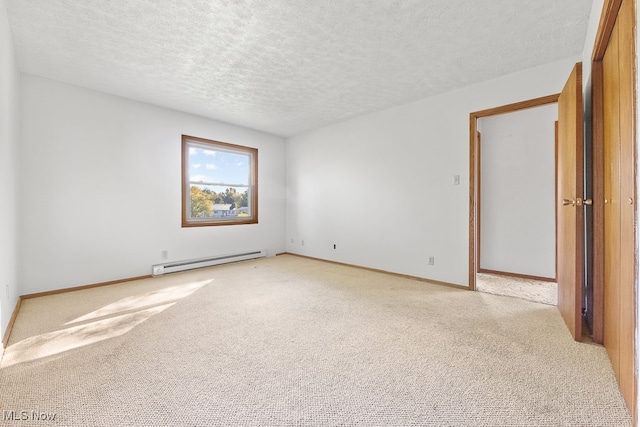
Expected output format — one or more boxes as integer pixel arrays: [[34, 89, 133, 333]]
[[453, 175, 460, 185], [161, 250, 168, 260], [428, 256, 435, 266]]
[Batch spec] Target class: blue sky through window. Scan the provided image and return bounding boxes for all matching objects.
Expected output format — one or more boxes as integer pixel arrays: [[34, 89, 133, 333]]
[[188, 146, 250, 193]]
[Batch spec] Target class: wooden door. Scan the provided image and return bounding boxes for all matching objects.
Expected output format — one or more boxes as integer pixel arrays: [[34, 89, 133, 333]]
[[602, 0, 636, 413], [617, 0, 635, 410], [556, 63, 584, 341], [603, 2, 621, 393]]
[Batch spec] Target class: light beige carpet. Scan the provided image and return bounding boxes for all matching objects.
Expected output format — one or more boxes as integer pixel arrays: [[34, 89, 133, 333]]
[[476, 272, 558, 305], [0, 255, 631, 426]]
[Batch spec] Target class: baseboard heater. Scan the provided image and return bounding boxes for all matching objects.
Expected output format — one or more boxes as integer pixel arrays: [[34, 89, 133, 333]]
[[152, 250, 266, 276]]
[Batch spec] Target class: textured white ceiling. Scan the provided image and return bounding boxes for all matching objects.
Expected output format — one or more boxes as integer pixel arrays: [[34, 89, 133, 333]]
[[4, 0, 592, 137]]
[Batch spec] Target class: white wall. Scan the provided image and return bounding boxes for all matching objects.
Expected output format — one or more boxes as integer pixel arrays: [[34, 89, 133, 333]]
[[582, 0, 606, 99], [479, 104, 557, 278], [286, 57, 579, 286], [19, 75, 286, 294], [0, 0, 20, 342]]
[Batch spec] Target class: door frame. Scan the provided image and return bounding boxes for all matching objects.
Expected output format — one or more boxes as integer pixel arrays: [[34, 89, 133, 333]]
[[590, 0, 635, 346], [469, 94, 560, 290], [591, 0, 637, 420]]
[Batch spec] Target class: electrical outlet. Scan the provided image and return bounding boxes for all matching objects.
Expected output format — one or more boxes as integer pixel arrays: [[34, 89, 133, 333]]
[[333, 244, 337, 249], [301, 239, 305, 246], [161, 250, 168, 260], [428, 256, 435, 266], [290, 238, 294, 243], [453, 175, 460, 185]]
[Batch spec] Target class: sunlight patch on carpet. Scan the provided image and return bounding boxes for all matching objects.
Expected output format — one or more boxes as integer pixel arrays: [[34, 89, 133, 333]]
[[65, 279, 212, 325], [1, 303, 174, 368]]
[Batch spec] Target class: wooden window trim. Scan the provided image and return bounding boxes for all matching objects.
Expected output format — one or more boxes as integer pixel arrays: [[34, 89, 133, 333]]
[[181, 135, 258, 227]]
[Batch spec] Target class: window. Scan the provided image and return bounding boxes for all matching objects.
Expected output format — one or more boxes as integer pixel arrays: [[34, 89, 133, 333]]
[[182, 135, 258, 227]]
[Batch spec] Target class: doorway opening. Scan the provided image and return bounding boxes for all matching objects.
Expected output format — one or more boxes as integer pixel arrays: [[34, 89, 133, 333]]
[[469, 95, 559, 305]]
